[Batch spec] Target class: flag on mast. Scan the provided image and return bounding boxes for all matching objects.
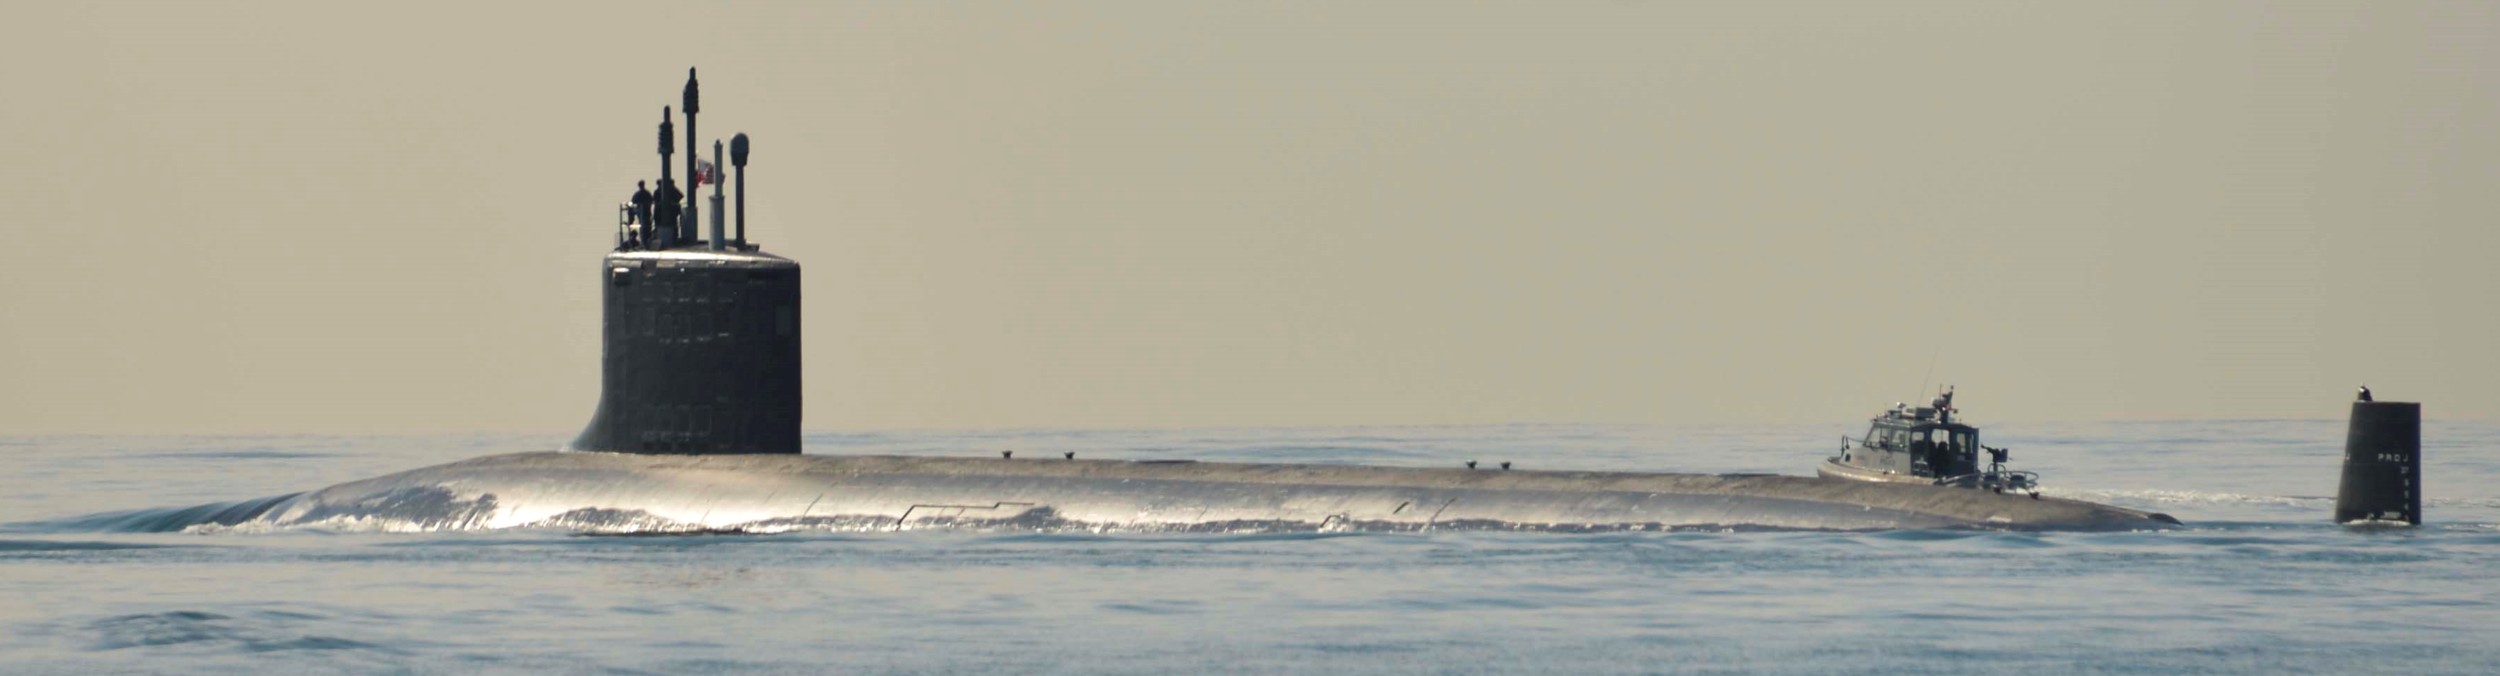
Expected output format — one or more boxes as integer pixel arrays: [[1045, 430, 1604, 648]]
[[694, 157, 720, 188]]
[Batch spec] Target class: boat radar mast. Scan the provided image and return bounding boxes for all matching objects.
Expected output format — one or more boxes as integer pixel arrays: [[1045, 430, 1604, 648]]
[[573, 69, 801, 455]]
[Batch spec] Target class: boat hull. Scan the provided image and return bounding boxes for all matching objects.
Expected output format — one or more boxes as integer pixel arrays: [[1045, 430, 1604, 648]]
[[1819, 456, 1938, 485]]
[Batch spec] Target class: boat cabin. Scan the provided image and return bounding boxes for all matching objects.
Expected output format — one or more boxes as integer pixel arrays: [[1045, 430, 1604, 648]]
[[1839, 404, 1980, 481]]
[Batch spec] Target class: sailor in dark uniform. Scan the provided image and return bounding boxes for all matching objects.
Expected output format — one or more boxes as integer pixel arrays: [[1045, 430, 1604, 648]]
[[631, 181, 653, 230], [652, 178, 682, 248]]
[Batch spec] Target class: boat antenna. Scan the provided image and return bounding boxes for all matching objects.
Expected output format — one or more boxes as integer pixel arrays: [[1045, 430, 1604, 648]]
[[1912, 347, 1939, 408]]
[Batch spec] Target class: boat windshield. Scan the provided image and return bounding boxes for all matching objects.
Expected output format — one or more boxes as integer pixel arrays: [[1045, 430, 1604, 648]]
[[1915, 428, 1977, 457]]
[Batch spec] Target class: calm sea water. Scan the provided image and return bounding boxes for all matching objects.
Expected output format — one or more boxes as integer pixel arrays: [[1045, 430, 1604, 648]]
[[3, 421, 2496, 674]]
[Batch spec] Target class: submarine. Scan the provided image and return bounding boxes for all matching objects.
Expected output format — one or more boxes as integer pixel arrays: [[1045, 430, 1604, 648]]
[[202, 70, 2190, 534]]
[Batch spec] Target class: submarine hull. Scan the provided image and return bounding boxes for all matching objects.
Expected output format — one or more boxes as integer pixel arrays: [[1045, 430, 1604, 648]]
[[246, 452, 2179, 533]]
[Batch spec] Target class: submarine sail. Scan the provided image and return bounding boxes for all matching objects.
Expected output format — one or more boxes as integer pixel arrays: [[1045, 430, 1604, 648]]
[[570, 69, 800, 456], [566, 248, 800, 455]]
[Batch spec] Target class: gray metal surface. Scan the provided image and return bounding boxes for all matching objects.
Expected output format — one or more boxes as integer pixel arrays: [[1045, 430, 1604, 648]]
[[568, 249, 802, 455], [251, 452, 2180, 533], [1814, 456, 1928, 485], [2336, 400, 2422, 525]]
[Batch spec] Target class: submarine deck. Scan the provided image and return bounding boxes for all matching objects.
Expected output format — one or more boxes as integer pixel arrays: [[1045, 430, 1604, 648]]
[[252, 452, 2181, 533]]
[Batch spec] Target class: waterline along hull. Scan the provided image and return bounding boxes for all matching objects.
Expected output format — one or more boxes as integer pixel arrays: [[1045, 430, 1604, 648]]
[[236, 452, 2180, 533]]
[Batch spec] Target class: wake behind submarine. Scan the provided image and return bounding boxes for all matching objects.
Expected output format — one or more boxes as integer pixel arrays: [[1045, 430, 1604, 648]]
[[226, 71, 2194, 534]]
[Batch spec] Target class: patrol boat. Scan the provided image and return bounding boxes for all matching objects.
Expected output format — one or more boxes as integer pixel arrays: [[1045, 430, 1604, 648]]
[[1818, 388, 2043, 496]]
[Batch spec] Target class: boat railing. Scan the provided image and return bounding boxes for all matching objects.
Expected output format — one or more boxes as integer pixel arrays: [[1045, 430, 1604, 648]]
[[1954, 468, 2041, 496]]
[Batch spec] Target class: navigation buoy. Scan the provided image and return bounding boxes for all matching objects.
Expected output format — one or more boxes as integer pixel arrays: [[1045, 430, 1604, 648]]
[[2334, 391, 2421, 526]]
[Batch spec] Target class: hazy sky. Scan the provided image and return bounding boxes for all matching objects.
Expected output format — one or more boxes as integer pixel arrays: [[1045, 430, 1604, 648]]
[[2, 1, 2493, 434]]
